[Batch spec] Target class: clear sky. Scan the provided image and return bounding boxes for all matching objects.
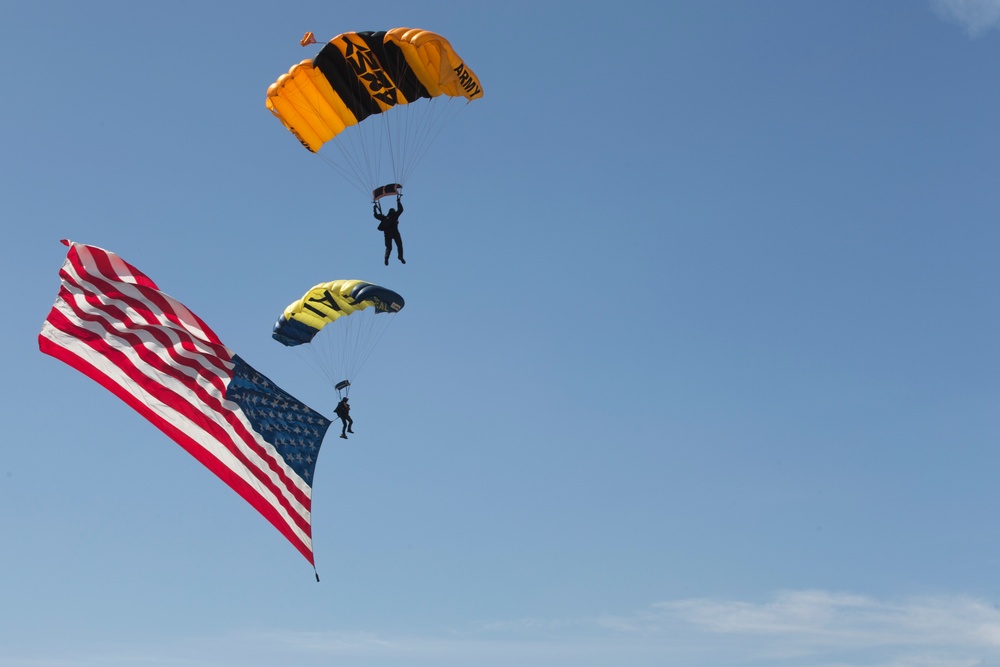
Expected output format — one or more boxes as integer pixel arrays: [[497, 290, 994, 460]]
[[2, 1, 999, 666]]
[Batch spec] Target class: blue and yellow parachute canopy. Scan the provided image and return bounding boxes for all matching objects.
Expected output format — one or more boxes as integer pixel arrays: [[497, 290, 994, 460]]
[[273, 280, 405, 347]]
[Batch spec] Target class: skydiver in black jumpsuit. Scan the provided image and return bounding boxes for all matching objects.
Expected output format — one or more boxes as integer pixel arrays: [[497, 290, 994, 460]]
[[335, 397, 353, 439], [374, 195, 405, 265]]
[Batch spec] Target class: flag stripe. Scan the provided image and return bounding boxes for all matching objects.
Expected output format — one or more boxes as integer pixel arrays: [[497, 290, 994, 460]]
[[63, 248, 231, 370], [42, 301, 313, 531], [73, 242, 221, 345], [37, 332, 314, 559], [52, 275, 314, 508], [39, 241, 330, 565]]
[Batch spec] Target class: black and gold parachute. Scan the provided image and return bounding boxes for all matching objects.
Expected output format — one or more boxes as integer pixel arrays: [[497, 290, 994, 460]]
[[266, 28, 483, 199], [267, 28, 483, 152]]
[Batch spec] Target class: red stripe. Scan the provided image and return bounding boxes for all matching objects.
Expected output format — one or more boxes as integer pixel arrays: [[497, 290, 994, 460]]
[[67, 244, 224, 345], [41, 242, 321, 565], [60, 258, 231, 371], [64, 241, 160, 291], [53, 269, 313, 512], [57, 283, 230, 395], [44, 302, 313, 531], [38, 334, 313, 563]]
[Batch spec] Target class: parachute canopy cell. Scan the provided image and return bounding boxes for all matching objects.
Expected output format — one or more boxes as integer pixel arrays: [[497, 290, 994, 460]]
[[273, 280, 405, 347], [266, 27, 484, 153]]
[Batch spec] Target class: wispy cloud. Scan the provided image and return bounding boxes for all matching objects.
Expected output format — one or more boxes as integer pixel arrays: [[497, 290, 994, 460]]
[[6, 591, 1000, 667], [932, 0, 1000, 37], [600, 590, 1000, 666]]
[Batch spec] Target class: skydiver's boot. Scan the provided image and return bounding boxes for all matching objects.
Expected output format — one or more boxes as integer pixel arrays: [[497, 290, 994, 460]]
[[384, 252, 390, 266], [399, 257, 406, 264], [340, 433, 348, 439]]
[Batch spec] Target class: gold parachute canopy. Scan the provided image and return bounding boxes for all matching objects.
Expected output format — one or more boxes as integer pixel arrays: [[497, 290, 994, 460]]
[[266, 28, 484, 153]]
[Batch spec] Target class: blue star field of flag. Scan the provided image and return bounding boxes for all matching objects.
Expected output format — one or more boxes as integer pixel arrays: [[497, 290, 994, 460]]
[[225, 355, 332, 485]]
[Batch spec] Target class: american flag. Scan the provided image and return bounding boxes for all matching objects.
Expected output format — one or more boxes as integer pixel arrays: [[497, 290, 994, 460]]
[[38, 240, 332, 567]]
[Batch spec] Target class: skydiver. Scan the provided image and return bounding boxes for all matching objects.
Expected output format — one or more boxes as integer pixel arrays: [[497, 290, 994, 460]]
[[374, 194, 405, 265], [334, 397, 353, 439]]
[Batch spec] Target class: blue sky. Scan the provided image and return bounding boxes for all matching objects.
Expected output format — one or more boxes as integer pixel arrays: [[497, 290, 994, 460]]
[[2, 1, 999, 665]]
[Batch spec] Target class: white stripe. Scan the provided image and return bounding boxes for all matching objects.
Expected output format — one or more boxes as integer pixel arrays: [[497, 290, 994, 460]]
[[60, 258, 230, 388], [46, 296, 314, 505], [74, 245, 218, 344], [59, 280, 231, 396], [41, 308, 313, 550], [61, 251, 314, 501]]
